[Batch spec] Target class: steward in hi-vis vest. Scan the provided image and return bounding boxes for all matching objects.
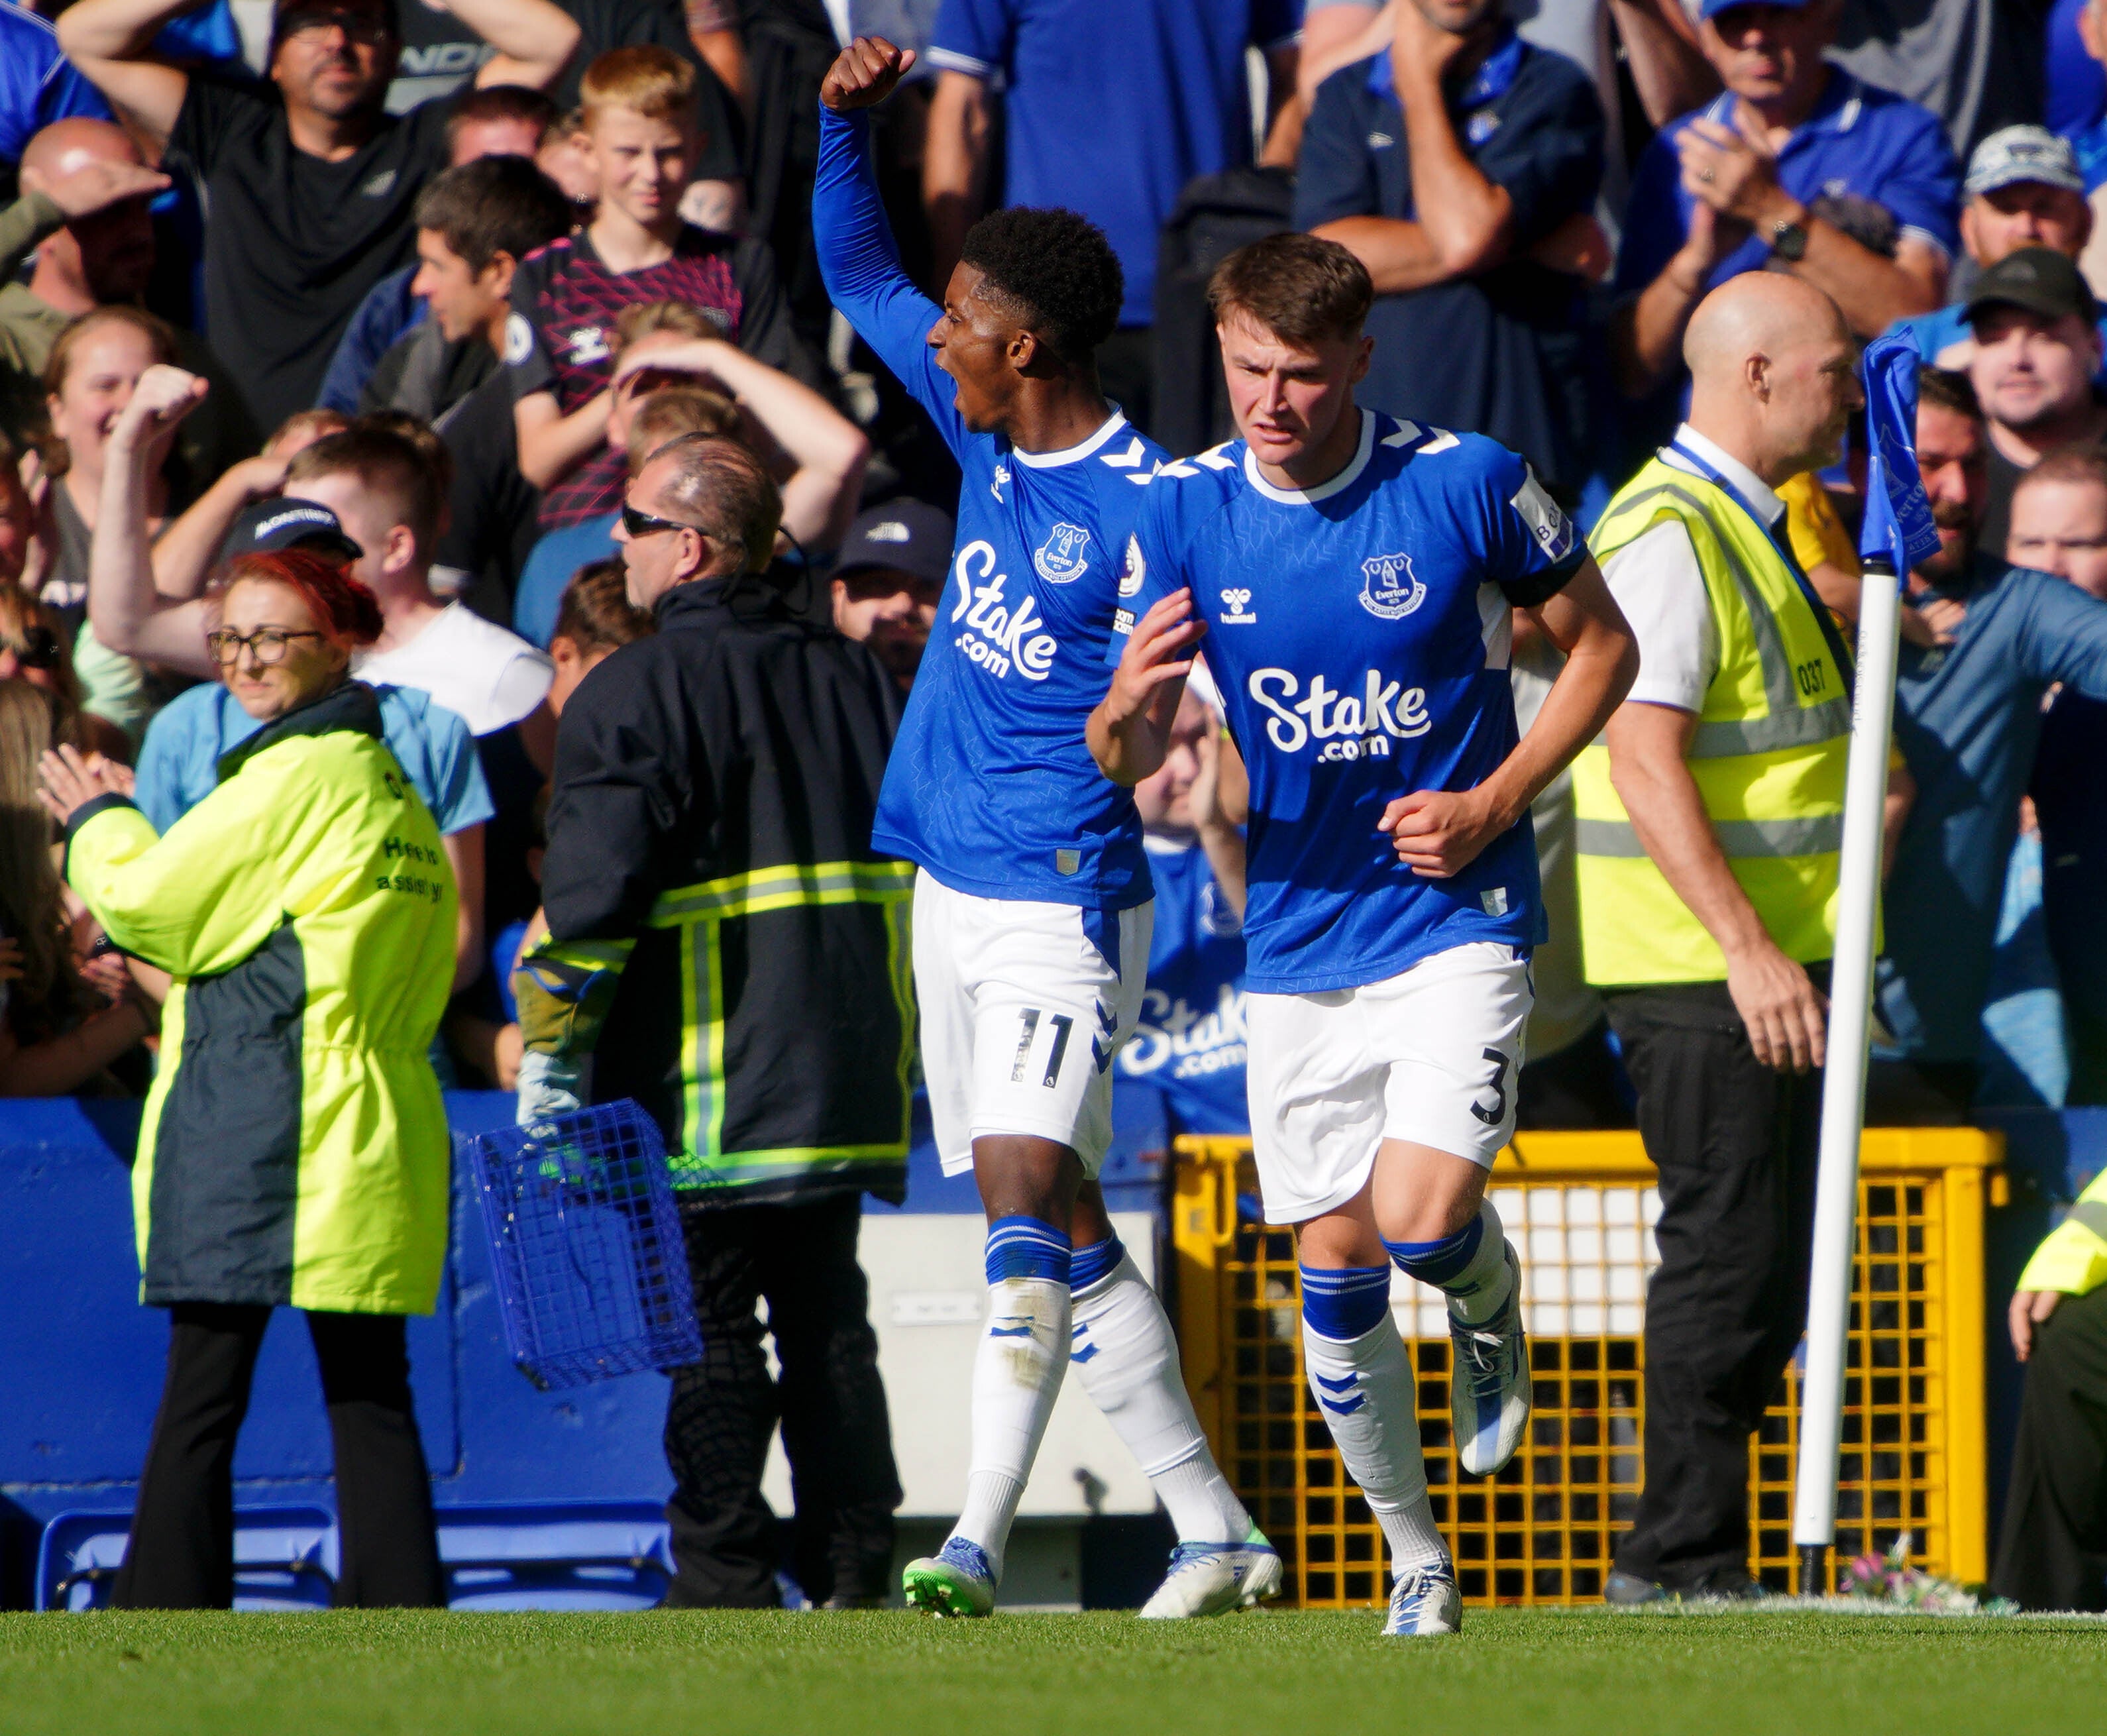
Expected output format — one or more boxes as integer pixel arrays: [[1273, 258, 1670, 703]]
[[1573, 447, 1853, 987]]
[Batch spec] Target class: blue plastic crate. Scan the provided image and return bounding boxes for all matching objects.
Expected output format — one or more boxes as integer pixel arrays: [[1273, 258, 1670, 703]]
[[465, 1101, 702, 1390], [38, 1506, 338, 1611]]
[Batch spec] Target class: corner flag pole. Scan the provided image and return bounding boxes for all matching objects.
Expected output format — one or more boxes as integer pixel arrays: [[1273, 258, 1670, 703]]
[[1791, 335, 1940, 1594]]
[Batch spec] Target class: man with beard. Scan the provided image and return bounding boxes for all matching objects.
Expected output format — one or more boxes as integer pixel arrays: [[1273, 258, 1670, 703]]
[[1, 119, 255, 476], [1965, 246, 2107, 561], [1872, 366, 2107, 1122], [58, 0, 579, 431]]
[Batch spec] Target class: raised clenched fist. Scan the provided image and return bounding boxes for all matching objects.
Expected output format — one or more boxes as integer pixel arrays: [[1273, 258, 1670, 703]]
[[820, 36, 916, 113]]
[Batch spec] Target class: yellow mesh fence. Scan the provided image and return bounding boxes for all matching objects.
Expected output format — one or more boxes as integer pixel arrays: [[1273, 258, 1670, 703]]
[[1169, 1129, 2002, 1605]]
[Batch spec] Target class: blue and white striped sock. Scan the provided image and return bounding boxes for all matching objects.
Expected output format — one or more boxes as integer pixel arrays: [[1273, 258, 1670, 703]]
[[953, 1217, 1073, 1576], [1385, 1199, 1513, 1327], [1300, 1280, 1446, 1576]]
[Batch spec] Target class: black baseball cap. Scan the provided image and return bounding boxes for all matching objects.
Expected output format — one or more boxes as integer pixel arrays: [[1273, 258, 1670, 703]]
[[224, 498, 364, 564], [834, 500, 954, 590], [1965, 246, 2099, 328]]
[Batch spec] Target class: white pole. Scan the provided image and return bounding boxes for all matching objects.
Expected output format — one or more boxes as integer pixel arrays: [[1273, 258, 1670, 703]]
[[1790, 555, 1902, 1592]]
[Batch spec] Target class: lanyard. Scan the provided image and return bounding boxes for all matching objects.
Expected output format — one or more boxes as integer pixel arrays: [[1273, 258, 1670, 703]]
[[1666, 440, 1857, 698]]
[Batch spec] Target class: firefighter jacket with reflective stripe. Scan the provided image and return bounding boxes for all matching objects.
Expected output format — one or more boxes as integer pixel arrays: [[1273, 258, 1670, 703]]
[[64, 682, 457, 1313], [1574, 454, 1853, 986], [520, 576, 912, 1207]]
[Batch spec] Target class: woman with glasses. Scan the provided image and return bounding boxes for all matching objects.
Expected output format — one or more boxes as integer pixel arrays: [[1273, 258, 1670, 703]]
[[37, 548, 457, 1610]]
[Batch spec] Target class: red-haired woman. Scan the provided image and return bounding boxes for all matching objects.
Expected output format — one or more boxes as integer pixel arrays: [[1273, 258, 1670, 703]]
[[38, 550, 459, 1610]]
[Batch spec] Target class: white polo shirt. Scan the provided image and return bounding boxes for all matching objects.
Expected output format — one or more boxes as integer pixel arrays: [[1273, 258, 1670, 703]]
[[1599, 424, 1788, 716]]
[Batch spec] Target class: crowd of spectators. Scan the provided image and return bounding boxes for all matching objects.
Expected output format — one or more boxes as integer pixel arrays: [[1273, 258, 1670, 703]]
[[9, 0, 2107, 1610]]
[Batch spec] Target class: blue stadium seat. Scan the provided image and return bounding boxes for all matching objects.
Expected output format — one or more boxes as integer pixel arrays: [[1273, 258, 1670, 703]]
[[36, 1506, 338, 1611]]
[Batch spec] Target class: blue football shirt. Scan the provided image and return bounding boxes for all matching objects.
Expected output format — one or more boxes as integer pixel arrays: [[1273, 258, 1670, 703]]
[[0, 6, 111, 168], [815, 105, 1157, 909], [1615, 72, 1960, 302], [1116, 838, 1249, 1133], [1110, 410, 1582, 993], [927, 0, 1303, 327]]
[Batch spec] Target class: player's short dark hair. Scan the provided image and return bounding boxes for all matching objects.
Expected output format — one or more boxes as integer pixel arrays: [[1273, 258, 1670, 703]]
[[959, 207, 1124, 370], [1208, 233, 1373, 348], [1917, 366, 1981, 423], [445, 83, 559, 154], [413, 156, 573, 276]]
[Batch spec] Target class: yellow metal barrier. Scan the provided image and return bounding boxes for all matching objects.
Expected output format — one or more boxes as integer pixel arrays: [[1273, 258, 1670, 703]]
[[1170, 1128, 2004, 1605]]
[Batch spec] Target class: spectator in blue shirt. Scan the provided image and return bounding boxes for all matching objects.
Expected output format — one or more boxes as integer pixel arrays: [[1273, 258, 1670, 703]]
[[2008, 448, 2107, 1106], [1295, 0, 1605, 492], [922, 0, 1303, 438], [0, 5, 111, 186], [1613, 0, 1958, 404], [1890, 129, 2107, 384], [1873, 366, 2107, 1122]]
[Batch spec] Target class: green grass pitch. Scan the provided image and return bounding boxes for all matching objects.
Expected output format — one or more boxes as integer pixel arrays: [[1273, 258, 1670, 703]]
[[4, 1607, 2104, 1736]]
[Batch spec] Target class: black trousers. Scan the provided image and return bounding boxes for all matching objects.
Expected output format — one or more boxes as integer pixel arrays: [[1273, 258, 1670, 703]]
[[663, 1193, 901, 1607], [1605, 979, 1823, 1589], [112, 1303, 444, 1610], [1993, 1283, 2107, 1610]]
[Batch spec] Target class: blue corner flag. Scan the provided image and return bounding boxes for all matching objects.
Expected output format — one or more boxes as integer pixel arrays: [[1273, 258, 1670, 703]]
[[1858, 332, 1941, 575]]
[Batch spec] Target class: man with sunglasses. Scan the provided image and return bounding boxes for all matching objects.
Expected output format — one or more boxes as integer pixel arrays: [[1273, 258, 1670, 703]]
[[58, 0, 580, 431], [519, 434, 912, 1609]]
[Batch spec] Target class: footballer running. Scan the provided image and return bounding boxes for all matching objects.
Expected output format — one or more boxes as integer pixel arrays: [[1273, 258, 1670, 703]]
[[1091, 233, 1639, 1637], [815, 37, 1279, 1621]]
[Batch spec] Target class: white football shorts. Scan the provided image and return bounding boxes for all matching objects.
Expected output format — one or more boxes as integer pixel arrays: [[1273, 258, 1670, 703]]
[[1245, 940, 1534, 1224], [914, 870, 1153, 1179]]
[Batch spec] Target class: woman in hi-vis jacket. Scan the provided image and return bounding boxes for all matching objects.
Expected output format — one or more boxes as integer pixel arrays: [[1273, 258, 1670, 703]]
[[40, 549, 457, 1610]]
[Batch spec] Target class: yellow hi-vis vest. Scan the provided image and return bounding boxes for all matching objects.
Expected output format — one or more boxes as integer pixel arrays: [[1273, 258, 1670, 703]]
[[1574, 454, 1853, 987]]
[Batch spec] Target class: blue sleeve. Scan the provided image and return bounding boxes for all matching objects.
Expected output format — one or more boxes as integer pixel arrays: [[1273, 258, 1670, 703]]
[[37, 53, 112, 134], [315, 267, 421, 414], [1105, 489, 1179, 665], [2049, 0, 2106, 133], [1292, 68, 1381, 230], [132, 699, 207, 834], [813, 105, 967, 454], [2013, 569, 2107, 700], [1458, 436, 1582, 605], [1474, 59, 1603, 244], [427, 708, 497, 834], [1874, 104, 1961, 261], [928, 0, 1016, 77], [1613, 125, 1688, 296], [1252, 0, 1304, 49]]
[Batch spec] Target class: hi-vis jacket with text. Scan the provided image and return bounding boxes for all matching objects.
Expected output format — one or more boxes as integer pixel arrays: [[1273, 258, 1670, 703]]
[[518, 577, 912, 1207], [64, 682, 457, 1314]]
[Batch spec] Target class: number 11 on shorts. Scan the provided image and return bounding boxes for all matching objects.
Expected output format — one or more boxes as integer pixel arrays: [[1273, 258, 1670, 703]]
[[1010, 1008, 1074, 1088]]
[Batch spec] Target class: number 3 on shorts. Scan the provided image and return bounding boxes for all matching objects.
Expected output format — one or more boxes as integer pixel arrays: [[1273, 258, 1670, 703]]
[[1010, 1008, 1076, 1089], [1469, 1046, 1512, 1128]]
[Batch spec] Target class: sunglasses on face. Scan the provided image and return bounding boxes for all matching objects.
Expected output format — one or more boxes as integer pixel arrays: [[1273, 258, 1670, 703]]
[[205, 627, 327, 667], [3, 624, 62, 671], [621, 502, 712, 541]]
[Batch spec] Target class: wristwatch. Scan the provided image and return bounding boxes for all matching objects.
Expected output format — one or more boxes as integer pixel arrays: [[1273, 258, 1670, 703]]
[[1769, 216, 1810, 262]]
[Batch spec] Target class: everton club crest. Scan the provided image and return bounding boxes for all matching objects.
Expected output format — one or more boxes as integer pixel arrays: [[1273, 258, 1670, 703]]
[[1358, 551, 1425, 620], [1033, 521, 1093, 584]]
